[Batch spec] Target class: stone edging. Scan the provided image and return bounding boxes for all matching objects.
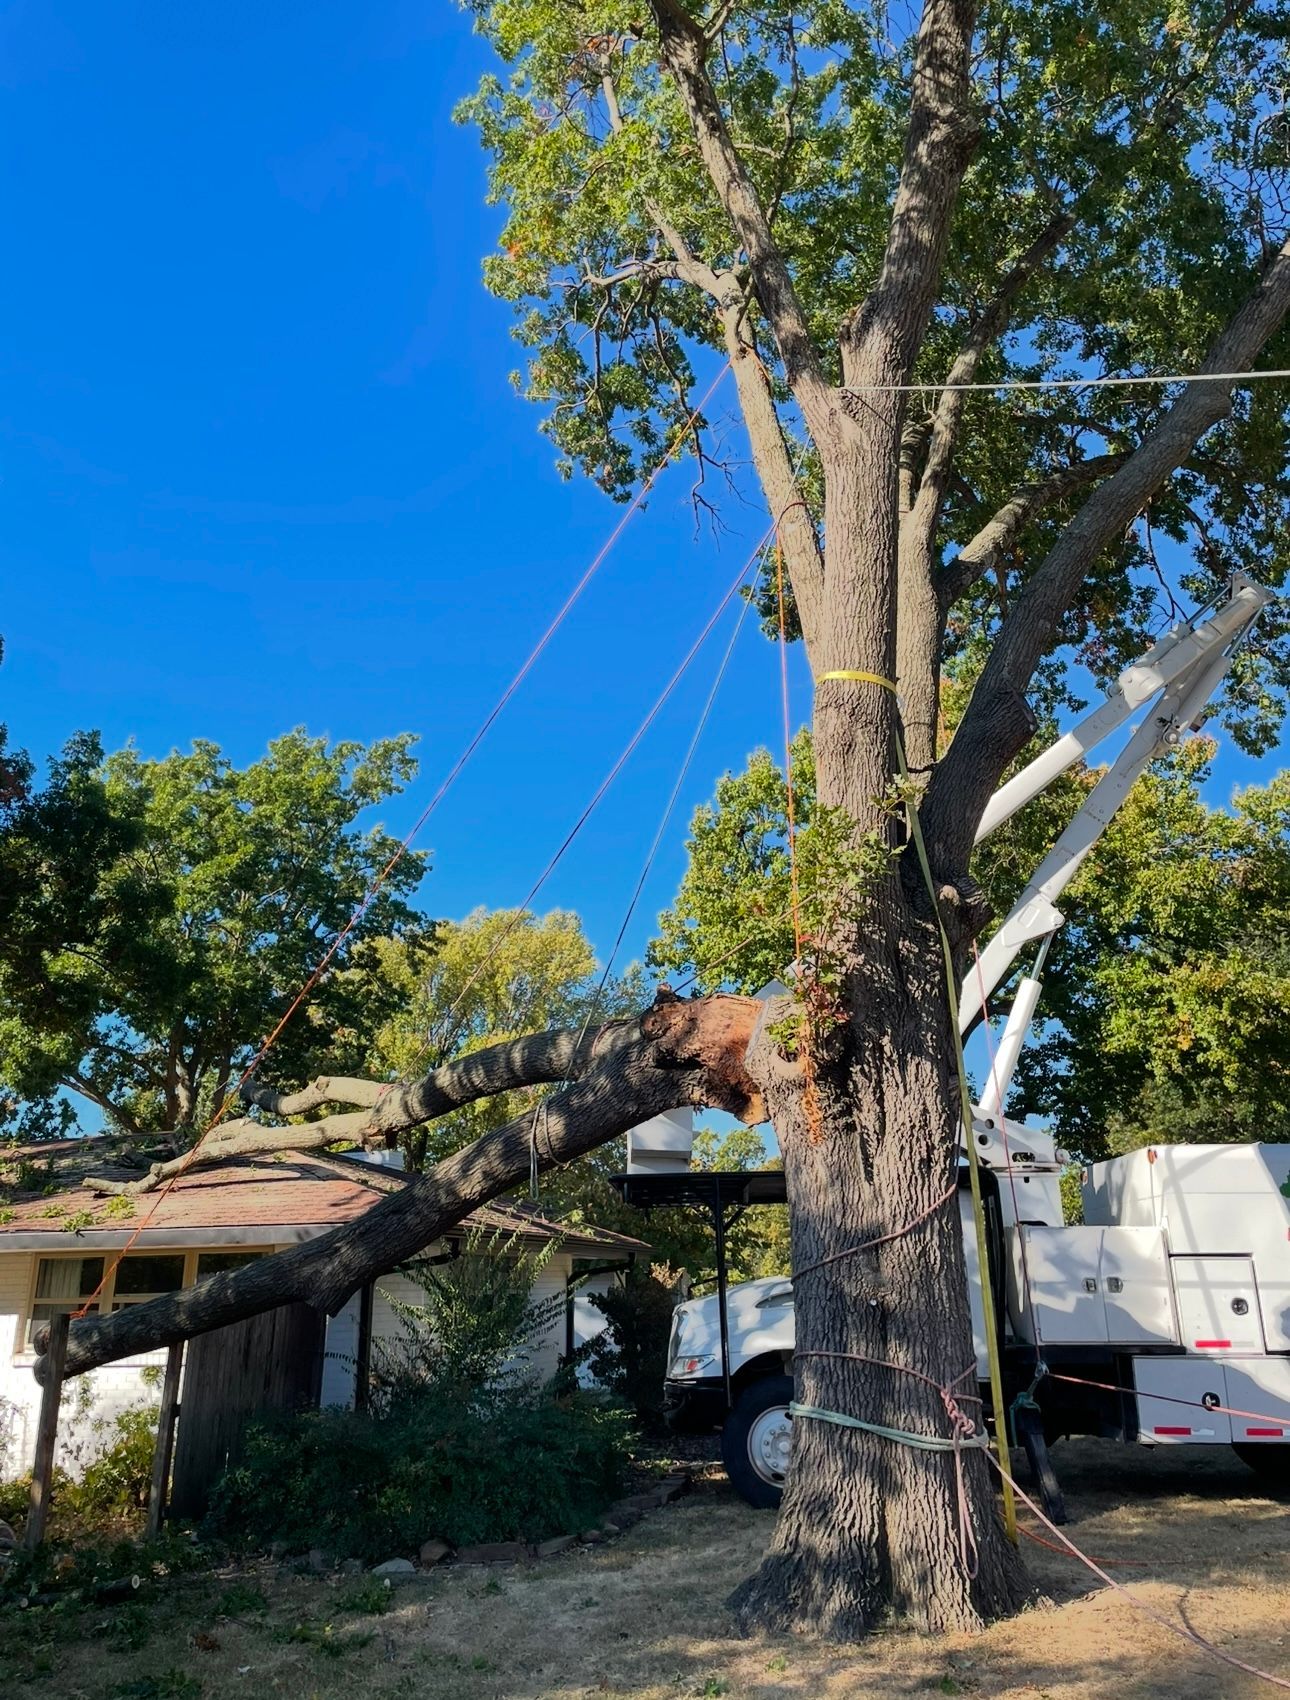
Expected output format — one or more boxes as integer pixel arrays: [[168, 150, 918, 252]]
[[355, 1470, 693, 1579]]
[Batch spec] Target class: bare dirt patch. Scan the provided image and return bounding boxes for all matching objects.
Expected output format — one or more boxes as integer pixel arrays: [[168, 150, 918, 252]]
[[2, 1441, 1286, 1700]]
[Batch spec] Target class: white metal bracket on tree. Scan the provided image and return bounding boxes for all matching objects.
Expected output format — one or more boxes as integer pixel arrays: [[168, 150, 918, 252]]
[[957, 573, 1272, 1112]]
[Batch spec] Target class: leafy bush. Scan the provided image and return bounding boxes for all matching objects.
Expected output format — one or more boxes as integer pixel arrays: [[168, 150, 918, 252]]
[[584, 1267, 678, 1428], [373, 1224, 565, 1401], [205, 1385, 631, 1559], [208, 1225, 633, 1559], [0, 1404, 158, 1539], [71, 1405, 158, 1516]]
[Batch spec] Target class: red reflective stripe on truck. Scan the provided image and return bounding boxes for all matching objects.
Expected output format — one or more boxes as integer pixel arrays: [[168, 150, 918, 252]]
[[1153, 1426, 1192, 1435], [1245, 1427, 1284, 1437], [1193, 1340, 1231, 1349]]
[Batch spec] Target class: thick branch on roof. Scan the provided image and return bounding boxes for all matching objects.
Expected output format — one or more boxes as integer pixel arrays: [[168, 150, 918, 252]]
[[83, 1025, 631, 1198], [42, 992, 763, 1380]]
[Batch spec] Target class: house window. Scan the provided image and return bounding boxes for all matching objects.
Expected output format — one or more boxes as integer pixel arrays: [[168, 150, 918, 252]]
[[20, 1248, 268, 1355], [195, 1251, 261, 1281], [109, 1254, 187, 1310], [26, 1256, 105, 1350]]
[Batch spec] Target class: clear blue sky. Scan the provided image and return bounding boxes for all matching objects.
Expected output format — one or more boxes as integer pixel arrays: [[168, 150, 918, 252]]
[[1, 0, 1281, 1001]]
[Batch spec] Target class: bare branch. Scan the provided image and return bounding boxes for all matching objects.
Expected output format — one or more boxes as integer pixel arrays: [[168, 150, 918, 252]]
[[939, 453, 1130, 604], [646, 0, 835, 437], [245, 1076, 388, 1115], [40, 995, 764, 1381], [924, 235, 1290, 869]]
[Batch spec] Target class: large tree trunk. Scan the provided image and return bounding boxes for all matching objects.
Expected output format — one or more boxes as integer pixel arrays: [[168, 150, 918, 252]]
[[733, 933, 1027, 1634], [730, 434, 1028, 1632]]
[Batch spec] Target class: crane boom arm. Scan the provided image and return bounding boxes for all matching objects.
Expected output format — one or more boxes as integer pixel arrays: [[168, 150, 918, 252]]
[[958, 573, 1273, 1038]]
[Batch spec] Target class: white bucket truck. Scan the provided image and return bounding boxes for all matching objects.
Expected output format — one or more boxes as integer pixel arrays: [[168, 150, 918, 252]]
[[642, 576, 1290, 1508]]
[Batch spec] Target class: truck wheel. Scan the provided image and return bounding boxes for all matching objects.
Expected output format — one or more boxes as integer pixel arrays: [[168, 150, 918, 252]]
[[1234, 1444, 1290, 1486], [721, 1375, 794, 1509]]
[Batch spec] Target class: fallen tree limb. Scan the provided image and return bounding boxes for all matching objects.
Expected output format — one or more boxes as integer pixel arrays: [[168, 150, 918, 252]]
[[85, 1024, 623, 1198], [38, 992, 763, 1382]]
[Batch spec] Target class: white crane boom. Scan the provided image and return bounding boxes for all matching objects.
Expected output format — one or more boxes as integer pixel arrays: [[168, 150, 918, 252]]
[[956, 572, 1272, 1092]]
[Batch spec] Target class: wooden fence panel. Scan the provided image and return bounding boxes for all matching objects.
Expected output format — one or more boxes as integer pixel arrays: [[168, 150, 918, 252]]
[[168, 1302, 324, 1521]]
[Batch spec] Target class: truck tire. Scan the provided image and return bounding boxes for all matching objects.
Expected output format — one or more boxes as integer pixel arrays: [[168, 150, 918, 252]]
[[1234, 1444, 1290, 1486], [721, 1374, 794, 1509]]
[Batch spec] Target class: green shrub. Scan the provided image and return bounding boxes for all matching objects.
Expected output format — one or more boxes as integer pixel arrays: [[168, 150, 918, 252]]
[[68, 1404, 158, 1517], [205, 1385, 631, 1560], [584, 1268, 677, 1428], [0, 1404, 158, 1541], [373, 1224, 565, 1401]]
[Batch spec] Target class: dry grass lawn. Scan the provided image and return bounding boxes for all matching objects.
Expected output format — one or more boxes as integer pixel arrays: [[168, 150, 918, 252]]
[[2, 1440, 1287, 1700]]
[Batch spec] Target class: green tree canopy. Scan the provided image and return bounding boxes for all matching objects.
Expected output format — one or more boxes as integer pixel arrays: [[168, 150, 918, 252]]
[[460, 0, 1290, 746], [359, 906, 643, 1166], [1011, 741, 1290, 1153], [0, 729, 426, 1143]]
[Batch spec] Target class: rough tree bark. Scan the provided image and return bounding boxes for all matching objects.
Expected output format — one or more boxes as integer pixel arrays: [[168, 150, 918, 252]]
[[642, 0, 1290, 1641]]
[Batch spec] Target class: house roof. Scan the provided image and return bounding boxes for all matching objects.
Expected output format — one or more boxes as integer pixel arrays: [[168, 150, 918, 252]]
[[0, 1137, 649, 1257]]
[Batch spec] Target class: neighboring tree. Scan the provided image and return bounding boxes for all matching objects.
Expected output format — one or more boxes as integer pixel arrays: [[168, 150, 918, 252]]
[[1, 731, 426, 1142], [357, 906, 641, 1166], [651, 727, 1290, 1156], [0, 731, 154, 1141], [1011, 743, 1290, 1154], [49, 0, 1290, 1644]]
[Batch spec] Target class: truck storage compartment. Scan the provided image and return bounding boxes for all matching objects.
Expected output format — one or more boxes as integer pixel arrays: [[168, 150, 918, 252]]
[[1133, 1359, 1231, 1444], [1170, 1256, 1265, 1355], [1009, 1226, 1177, 1347], [1222, 1359, 1290, 1443]]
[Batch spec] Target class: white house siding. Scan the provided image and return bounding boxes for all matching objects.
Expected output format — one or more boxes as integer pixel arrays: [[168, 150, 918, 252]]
[[0, 1251, 165, 1480], [320, 1289, 361, 1409], [319, 1251, 600, 1409], [570, 1272, 617, 1387]]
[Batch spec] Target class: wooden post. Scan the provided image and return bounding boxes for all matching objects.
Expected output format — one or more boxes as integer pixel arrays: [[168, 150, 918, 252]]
[[145, 1342, 185, 1540], [354, 1282, 374, 1412], [22, 1312, 69, 1551]]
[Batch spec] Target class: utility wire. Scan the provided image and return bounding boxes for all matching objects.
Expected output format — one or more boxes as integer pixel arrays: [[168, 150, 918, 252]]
[[845, 366, 1290, 395]]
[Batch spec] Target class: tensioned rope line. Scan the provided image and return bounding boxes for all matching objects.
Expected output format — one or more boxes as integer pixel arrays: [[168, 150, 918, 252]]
[[556, 536, 768, 1056], [772, 505, 827, 1147], [843, 366, 1290, 395], [982, 1448, 1290, 1690], [1044, 1368, 1290, 1435], [786, 664, 1020, 1543], [521, 537, 771, 1196], [381, 524, 777, 1104], [71, 365, 732, 1317], [778, 676, 1290, 1686]]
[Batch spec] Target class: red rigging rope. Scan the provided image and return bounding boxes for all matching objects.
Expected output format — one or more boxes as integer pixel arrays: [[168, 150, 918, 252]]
[[983, 1449, 1290, 1691], [70, 364, 733, 1317]]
